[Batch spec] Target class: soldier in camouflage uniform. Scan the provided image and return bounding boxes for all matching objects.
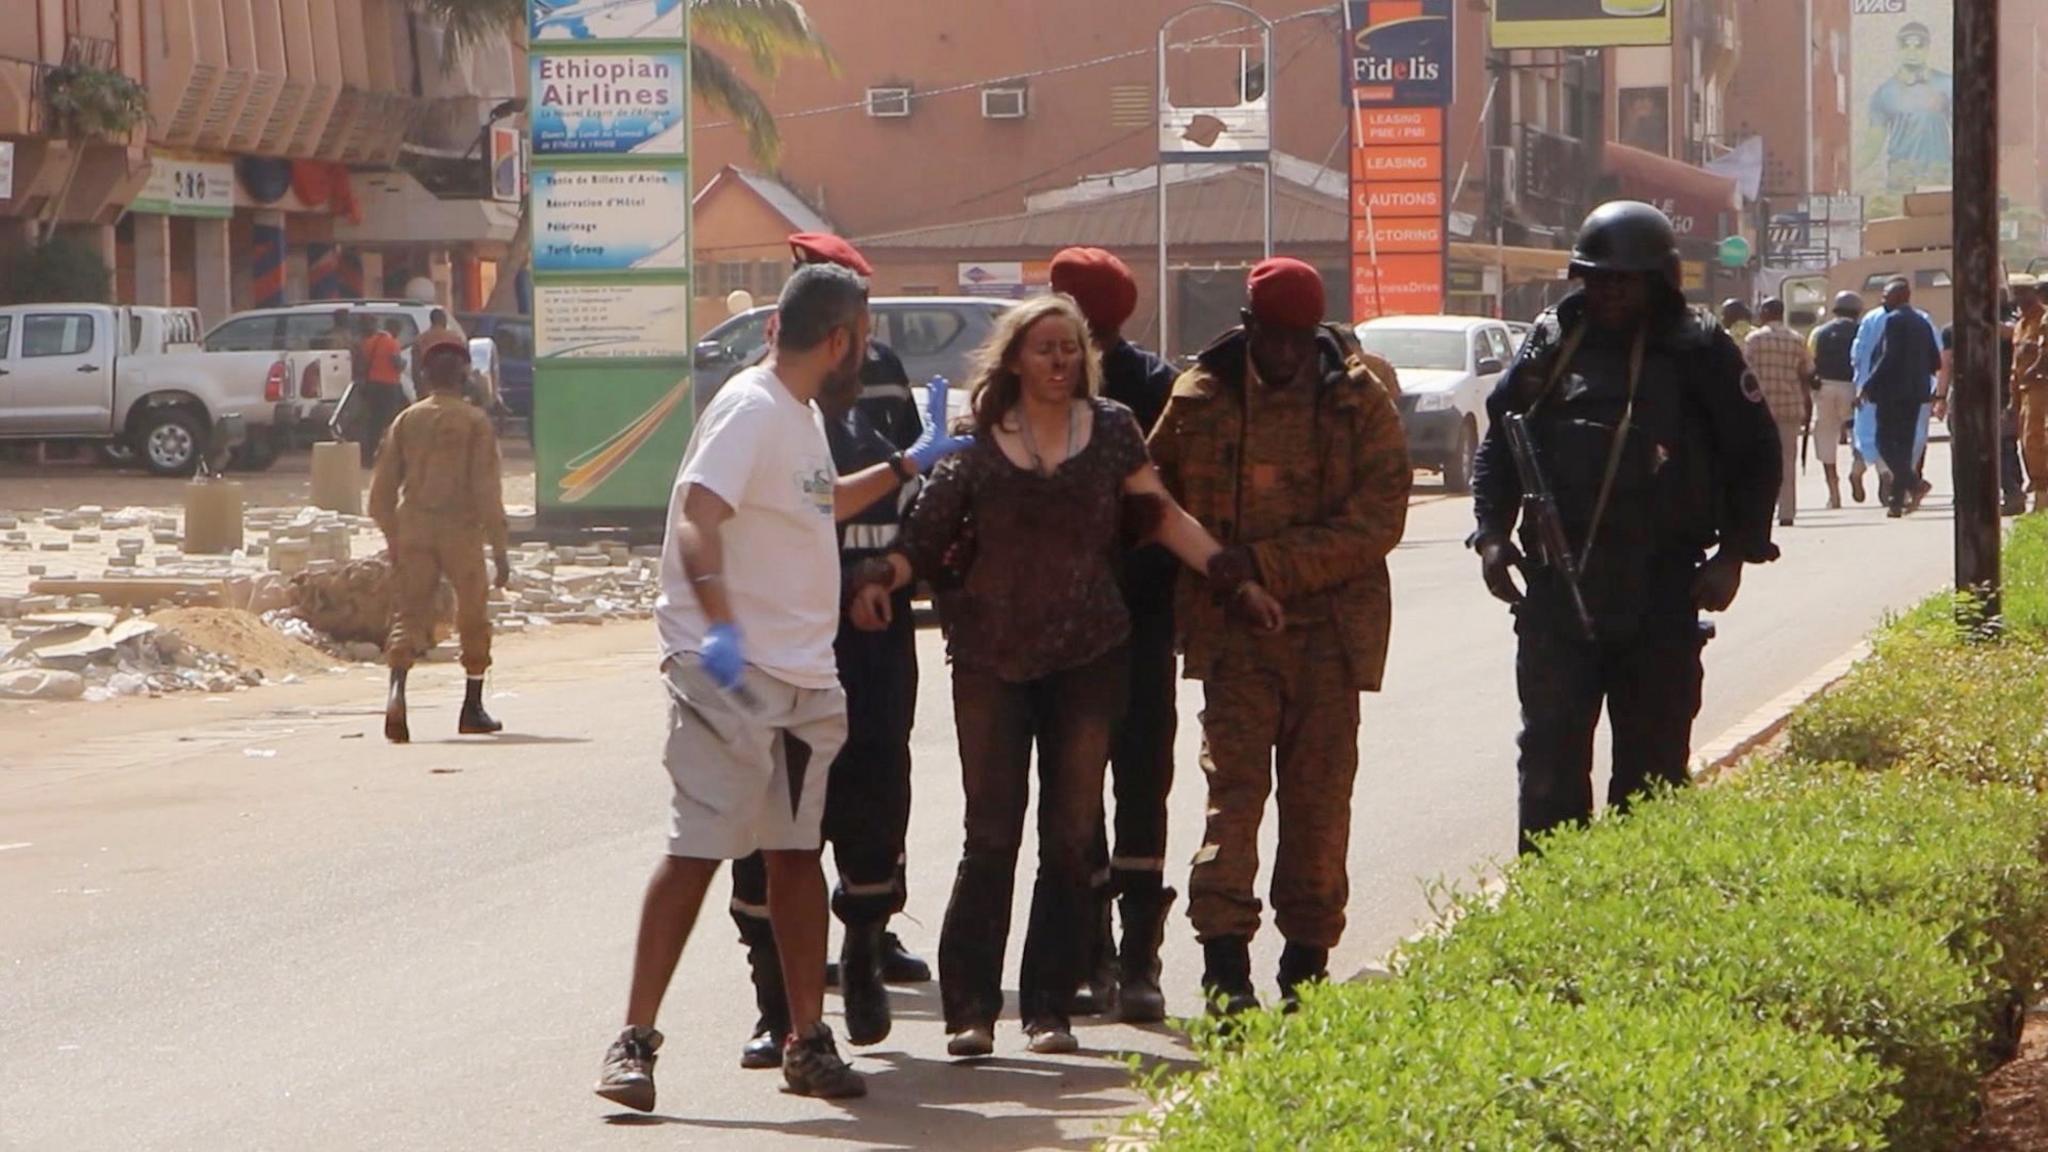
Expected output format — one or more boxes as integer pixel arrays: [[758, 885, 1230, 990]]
[[1148, 259, 1411, 1015]]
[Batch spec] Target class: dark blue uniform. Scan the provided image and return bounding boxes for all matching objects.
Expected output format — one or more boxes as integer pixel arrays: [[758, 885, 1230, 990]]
[[731, 343, 925, 1028], [1472, 290, 1781, 854]]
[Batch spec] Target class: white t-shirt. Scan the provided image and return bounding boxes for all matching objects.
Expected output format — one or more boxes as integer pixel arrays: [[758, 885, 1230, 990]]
[[656, 366, 840, 690]]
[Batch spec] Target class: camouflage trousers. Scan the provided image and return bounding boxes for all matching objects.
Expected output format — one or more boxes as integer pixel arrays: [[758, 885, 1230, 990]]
[[1186, 626, 1360, 950]]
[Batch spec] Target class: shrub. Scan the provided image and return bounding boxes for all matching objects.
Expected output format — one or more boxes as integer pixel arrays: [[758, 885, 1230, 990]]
[[1138, 981, 1896, 1151], [0, 236, 113, 306]]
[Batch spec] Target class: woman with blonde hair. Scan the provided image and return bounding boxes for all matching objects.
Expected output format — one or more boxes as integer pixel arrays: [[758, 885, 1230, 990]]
[[887, 293, 1283, 1056]]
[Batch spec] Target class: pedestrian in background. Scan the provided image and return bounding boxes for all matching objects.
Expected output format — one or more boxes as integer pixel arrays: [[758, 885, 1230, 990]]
[[1472, 201, 1781, 855], [1807, 291, 1863, 508], [901, 294, 1281, 1058], [1043, 246, 1183, 1024], [1149, 259, 1410, 1017], [726, 233, 951, 1073], [594, 264, 940, 1110], [1851, 278, 1939, 509], [2011, 274, 2048, 513], [317, 307, 355, 353], [1938, 281, 2027, 517], [1863, 282, 1941, 518], [1720, 298, 1754, 343], [1744, 298, 1816, 527], [358, 317, 409, 466], [368, 330, 509, 744]]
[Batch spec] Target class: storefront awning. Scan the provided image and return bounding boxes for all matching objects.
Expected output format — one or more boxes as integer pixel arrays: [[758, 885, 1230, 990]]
[[1448, 242, 1572, 281], [1600, 143, 1740, 240], [333, 171, 520, 247]]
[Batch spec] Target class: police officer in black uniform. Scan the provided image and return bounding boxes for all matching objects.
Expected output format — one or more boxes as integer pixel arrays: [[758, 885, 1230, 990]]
[[1469, 201, 1782, 855], [729, 233, 932, 1070]]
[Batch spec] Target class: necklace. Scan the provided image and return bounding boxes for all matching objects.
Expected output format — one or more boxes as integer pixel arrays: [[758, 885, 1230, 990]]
[[1017, 400, 1080, 475]]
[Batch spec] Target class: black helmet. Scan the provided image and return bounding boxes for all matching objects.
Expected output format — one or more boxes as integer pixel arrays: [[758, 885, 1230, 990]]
[[1831, 290, 1864, 317], [1569, 200, 1680, 282], [1719, 297, 1752, 320]]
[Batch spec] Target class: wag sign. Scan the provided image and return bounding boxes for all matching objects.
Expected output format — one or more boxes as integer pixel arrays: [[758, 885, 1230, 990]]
[[1345, 0, 1454, 320]]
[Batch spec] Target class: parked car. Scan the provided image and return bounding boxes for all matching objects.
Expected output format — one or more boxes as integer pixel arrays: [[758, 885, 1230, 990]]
[[1505, 320, 1533, 355], [0, 304, 347, 476], [457, 313, 534, 418], [206, 300, 465, 445], [692, 296, 1012, 423], [1355, 315, 1514, 493]]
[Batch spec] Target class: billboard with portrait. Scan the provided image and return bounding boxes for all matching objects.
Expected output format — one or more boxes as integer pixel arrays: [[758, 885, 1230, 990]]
[[1851, 0, 1954, 220]]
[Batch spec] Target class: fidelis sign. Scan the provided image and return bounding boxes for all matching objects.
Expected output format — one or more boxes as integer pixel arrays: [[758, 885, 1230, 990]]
[[1345, 0, 1453, 320], [1345, 0, 1454, 108]]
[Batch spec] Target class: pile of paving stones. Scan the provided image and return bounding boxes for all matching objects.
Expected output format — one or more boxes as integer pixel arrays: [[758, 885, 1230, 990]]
[[0, 608, 266, 702]]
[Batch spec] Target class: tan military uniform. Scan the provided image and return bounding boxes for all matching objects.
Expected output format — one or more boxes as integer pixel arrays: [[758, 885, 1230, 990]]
[[1149, 328, 1410, 949], [368, 393, 508, 675], [2015, 310, 2048, 498]]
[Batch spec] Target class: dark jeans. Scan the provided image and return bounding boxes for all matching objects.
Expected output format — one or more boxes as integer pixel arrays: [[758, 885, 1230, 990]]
[[939, 647, 1129, 1032], [1514, 571, 1705, 856], [1092, 595, 1178, 894], [358, 383, 409, 467], [2004, 434, 2026, 503], [1874, 397, 1923, 511]]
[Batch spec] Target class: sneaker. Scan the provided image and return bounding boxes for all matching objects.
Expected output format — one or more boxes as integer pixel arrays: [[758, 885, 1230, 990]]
[[1025, 1023, 1079, 1055], [946, 1025, 995, 1059], [594, 1026, 662, 1113], [782, 1024, 866, 1099]]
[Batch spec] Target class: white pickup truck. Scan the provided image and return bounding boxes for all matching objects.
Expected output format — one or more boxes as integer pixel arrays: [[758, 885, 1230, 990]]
[[0, 305, 349, 475]]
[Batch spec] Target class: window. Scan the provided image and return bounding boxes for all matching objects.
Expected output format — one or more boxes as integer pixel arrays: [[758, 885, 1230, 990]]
[[283, 313, 338, 350], [866, 87, 912, 118], [885, 308, 967, 359], [1240, 51, 1267, 103], [205, 315, 282, 352], [752, 261, 787, 300], [1862, 273, 1901, 294], [1356, 327, 1467, 372], [1916, 269, 1952, 289], [714, 261, 751, 296], [491, 322, 534, 362], [981, 85, 1028, 120], [700, 309, 771, 367], [22, 314, 95, 358], [0, 316, 13, 358]]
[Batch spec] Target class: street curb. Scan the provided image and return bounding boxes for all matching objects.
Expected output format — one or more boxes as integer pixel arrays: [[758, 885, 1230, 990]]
[[1691, 639, 1873, 783]]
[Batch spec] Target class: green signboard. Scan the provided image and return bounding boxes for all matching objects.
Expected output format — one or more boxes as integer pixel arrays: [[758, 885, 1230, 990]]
[[526, 1, 694, 525]]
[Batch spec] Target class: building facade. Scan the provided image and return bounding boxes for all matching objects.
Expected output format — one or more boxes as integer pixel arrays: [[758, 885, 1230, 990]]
[[0, 0, 520, 329]]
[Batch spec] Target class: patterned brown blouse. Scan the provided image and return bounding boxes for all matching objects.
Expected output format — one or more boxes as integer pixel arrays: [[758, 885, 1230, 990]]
[[904, 398, 1151, 682]]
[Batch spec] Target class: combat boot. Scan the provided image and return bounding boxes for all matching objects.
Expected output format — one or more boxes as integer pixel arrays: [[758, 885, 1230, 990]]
[[1200, 936, 1259, 1019], [879, 930, 932, 984], [384, 668, 410, 744], [1277, 943, 1330, 1014], [839, 919, 892, 1046], [1071, 885, 1117, 1017], [458, 677, 502, 735], [1116, 887, 1177, 1024], [738, 919, 789, 1069]]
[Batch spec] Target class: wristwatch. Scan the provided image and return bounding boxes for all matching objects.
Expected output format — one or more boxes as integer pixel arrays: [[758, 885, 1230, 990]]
[[887, 452, 917, 483]]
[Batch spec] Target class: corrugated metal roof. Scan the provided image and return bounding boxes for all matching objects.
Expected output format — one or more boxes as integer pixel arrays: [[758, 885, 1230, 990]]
[[696, 165, 833, 234], [858, 167, 1346, 251]]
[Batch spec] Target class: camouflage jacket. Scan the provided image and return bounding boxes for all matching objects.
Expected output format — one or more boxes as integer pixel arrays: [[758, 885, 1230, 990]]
[[1150, 325, 1411, 691]]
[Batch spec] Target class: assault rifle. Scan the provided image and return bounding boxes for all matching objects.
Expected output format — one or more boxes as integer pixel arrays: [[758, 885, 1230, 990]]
[[1504, 412, 1597, 642]]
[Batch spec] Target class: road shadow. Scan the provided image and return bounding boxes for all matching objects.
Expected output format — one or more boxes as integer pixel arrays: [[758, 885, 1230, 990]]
[[605, 1047, 1197, 1151], [415, 733, 593, 747]]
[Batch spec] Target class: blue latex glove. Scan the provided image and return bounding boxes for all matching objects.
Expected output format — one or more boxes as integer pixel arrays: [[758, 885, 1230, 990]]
[[700, 622, 746, 691], [907, 376, 975, 472]]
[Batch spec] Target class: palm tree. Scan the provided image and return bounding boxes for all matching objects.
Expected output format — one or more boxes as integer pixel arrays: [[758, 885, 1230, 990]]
[[414, 0, 829, 309]]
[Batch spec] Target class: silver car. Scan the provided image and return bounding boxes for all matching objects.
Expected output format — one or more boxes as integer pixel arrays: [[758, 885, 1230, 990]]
[[692, 297, 1012, 422]]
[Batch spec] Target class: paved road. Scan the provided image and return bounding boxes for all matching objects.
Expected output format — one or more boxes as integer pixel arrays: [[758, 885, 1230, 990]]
[[2, 452, 1962, 1152]]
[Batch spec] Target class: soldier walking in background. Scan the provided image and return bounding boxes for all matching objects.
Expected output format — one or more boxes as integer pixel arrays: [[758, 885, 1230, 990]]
[[2012, 274, 2048, 513], [369, 330, 510, 744], [1044, 246, 1183, 1023], [1744, 299, 1816, 527], [1471, 201, 1781, 855], [1150, 259, 1411, 1016]]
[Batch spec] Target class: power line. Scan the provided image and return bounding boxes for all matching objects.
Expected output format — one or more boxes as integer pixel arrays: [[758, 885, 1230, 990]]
[[695, 5, 1341, 132]]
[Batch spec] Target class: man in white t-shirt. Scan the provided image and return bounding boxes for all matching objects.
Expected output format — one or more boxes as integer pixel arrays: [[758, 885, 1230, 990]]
[[594, 264, 970, 1109]]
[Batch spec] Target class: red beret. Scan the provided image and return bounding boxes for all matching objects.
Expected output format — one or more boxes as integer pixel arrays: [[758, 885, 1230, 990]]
[[1246, 258, 1326, 331], [1049, 247, 1138, 339], [789, 232, 873, 277]]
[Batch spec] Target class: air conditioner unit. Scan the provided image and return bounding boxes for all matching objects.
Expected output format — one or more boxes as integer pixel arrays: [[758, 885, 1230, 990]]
[[866, 87, 913, 119], [981, 86, 1028, 120]]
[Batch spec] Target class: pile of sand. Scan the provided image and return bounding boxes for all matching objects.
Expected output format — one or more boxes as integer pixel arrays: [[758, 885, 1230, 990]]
[[146, 607, 340, 680]]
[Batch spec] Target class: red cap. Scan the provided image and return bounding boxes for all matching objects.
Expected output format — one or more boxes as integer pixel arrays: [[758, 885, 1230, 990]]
[[789, 232, 873, 277], [1049, 247, 1138, 340], [1246, 258, 1326, 331]]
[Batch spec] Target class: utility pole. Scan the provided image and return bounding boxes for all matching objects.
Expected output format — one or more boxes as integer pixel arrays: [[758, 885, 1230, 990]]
[[1953, 0, 2002, 624]]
